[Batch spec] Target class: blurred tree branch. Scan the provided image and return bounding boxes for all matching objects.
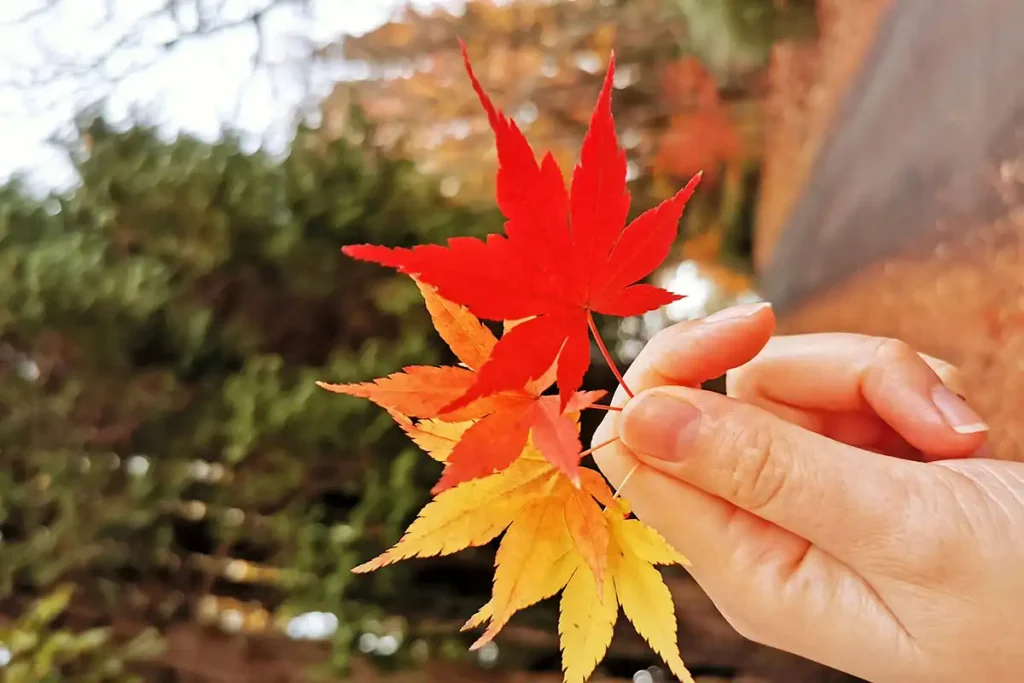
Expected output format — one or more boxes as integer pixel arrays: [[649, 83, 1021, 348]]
[[1, 0, 319, 118]]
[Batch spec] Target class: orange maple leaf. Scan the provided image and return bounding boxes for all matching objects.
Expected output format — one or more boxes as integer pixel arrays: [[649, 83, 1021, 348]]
[[363, 416, 693, 683], [318, 281, 604, 492]]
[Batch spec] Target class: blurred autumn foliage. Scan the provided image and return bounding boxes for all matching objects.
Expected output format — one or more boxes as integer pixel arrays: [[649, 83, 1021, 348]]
[[332, 0, 683, 203], [325, 0, 815, 305], [655, 57, 744, 183]]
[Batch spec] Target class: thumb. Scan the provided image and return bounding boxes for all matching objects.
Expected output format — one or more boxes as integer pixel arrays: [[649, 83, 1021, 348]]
[[616, 385, 940, 564]]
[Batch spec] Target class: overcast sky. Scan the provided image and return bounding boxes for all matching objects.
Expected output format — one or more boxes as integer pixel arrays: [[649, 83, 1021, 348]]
[[0, 0, 460, 190]]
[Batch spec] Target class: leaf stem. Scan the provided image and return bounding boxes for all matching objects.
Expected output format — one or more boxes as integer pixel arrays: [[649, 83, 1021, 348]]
[[612, 464, 639, 500], [579, 436, 618, 459], [586, 310, 633, 399], [588, 404, 623, 412]]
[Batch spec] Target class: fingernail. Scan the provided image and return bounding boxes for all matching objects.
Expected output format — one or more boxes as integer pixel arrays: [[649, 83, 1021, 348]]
[[620, 389, 702, 461], [704, 301, 772, 324], [931, 384, 988, 434]]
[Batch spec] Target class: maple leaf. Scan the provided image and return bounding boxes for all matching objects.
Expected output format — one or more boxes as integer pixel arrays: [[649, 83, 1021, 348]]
[[470, 497, 693, 683], [317, 282, 604, 491], [342, 42, 702, 411], [353, 420, 610, 596], [390, 412, 470, 463], [350, 450, 556, 573], [413, 278, 494, 371], [356, 407, 693, 683]]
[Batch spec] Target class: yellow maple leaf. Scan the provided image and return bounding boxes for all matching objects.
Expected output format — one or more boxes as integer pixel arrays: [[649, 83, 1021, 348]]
[[606, 499, 693, 683], [389, 410, 474, 463], [390, 401, 611, 592], [467, 476, 606, 649], [559, 550, 617, 683], [351, 453, 554, 573], [471, 488, 581, 647], [468, 498, 693, 683]]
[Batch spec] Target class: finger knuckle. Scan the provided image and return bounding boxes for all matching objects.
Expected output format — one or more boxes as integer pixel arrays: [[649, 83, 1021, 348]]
[[721, 418, 790, 514], [872, 337, 918, 367]]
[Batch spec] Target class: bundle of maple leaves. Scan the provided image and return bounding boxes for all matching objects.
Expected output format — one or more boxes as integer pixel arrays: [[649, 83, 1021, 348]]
[[320, 41, 702, 683]]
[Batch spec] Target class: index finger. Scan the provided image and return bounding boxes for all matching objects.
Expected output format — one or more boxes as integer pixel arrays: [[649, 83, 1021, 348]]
[[609, 302, 777, 408]]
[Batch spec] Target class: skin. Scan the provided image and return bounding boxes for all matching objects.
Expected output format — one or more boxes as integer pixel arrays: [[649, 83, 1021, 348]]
[[592, 302, 1024, 683]]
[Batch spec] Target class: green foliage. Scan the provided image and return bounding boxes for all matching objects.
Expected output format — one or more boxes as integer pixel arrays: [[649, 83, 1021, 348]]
[[0, 114, 502, 680], [0, 585, 162, 683]]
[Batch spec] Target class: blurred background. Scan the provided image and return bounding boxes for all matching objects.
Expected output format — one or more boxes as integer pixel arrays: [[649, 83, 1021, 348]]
[[1, 0, 1020, 681]]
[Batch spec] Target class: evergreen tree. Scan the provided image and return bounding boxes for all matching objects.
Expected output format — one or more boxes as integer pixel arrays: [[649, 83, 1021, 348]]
[[0, 113, 511, 681]]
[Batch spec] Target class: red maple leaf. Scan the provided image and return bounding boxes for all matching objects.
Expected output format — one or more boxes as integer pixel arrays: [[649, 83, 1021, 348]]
[[318, 283, 605, 492], [343, 41, 701, 411]]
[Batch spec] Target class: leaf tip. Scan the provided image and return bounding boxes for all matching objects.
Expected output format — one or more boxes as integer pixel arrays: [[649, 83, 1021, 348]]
[[439, 390, 476, 417], [350, 559, 378, 574], [468, 635, 491, 652], [684, 170, 704, 195], [430, 468, 464, 495], [603, 50, 616, 89], [340, 244, 374, 260], [386, 408, 413, 427]]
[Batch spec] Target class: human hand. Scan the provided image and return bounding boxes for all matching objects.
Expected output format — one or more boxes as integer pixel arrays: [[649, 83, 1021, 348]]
[[592, 303, 1024, 683]]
